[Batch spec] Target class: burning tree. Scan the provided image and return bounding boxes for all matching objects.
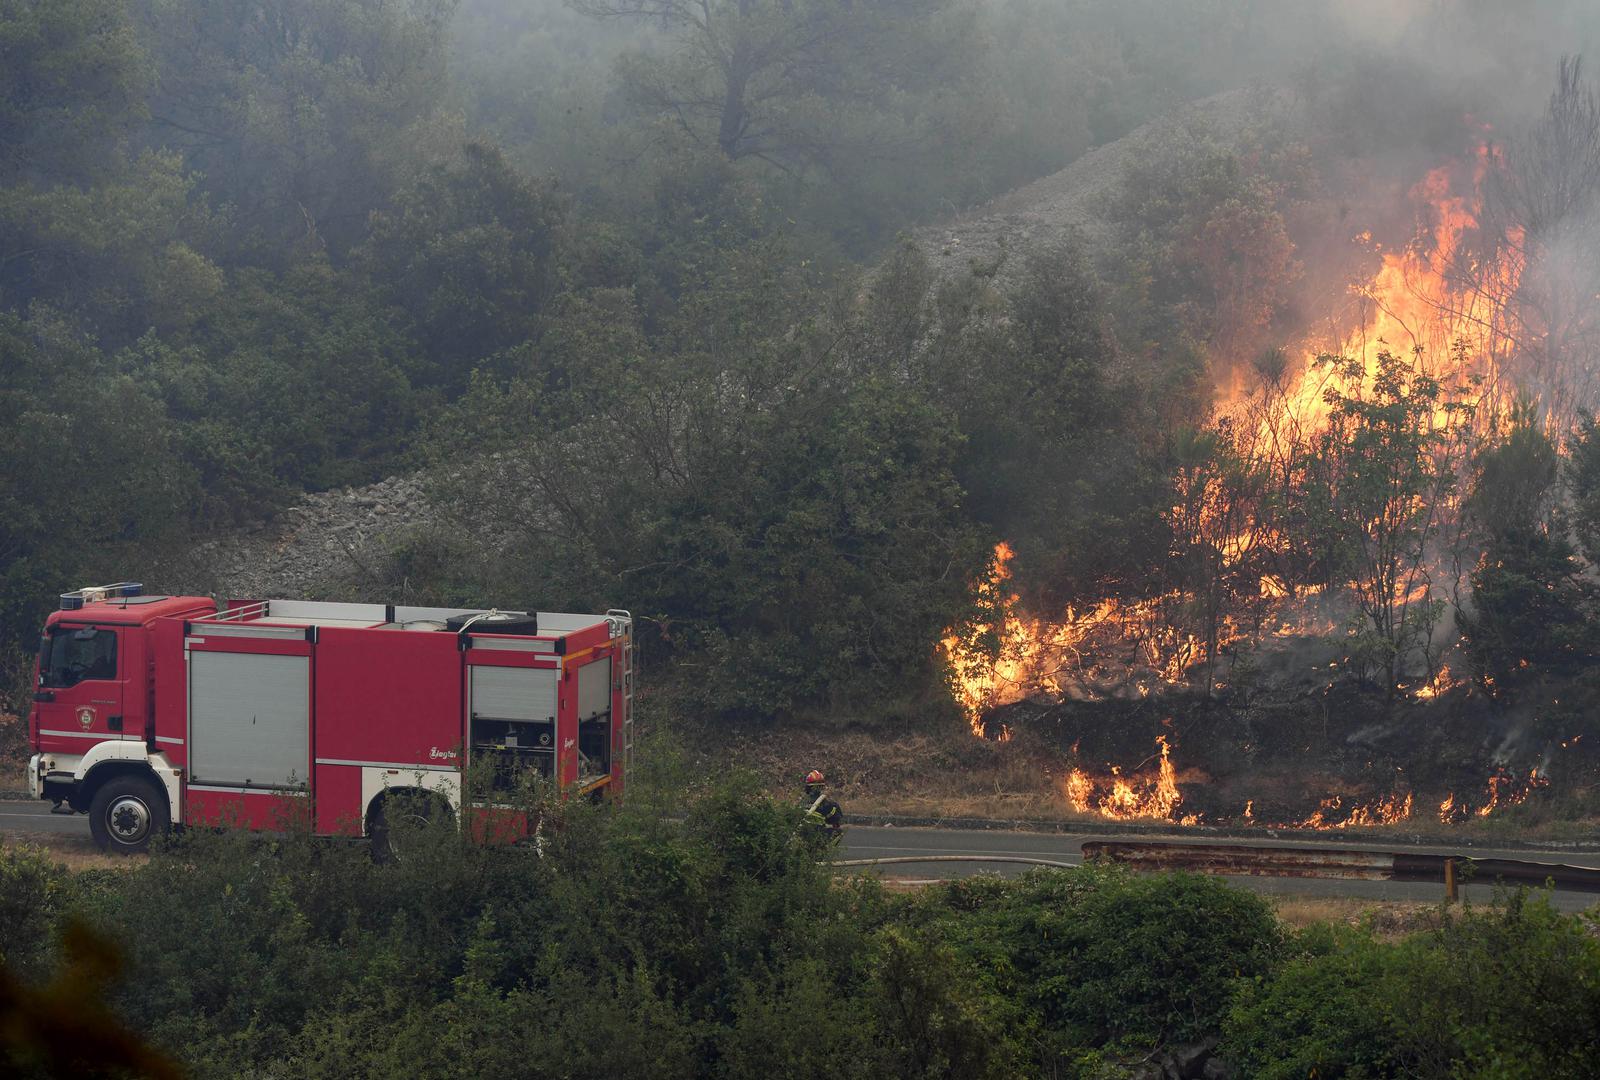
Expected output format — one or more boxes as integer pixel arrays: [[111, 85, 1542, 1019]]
[[1297, 347, 1475, 694], [1163, 423, 1275, 695]]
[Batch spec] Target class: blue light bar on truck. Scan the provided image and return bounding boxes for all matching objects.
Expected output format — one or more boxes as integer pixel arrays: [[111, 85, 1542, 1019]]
[[59, 582, 144, 610]]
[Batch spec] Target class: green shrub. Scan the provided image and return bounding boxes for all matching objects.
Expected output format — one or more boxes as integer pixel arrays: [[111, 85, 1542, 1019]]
[[1224, 892, 1600, 1079], [925, 865, 1283, 1068], [1223, 923, 1398, 1079], [0, 845, 73, 981]]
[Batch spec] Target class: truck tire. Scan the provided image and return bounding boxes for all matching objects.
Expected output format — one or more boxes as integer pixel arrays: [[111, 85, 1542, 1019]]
[[368, 792, 452, 863], [88, 775, 169, 854], [446, 611, 538, 635]]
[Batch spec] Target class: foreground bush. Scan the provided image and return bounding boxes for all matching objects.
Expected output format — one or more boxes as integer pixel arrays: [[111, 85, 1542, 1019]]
[[1224, 891, 1600, 1078], [7, 790, 1600, 1078], [2, 780, 1020, 1078], [916, 865, 1283, 1072], [0, 845, 72, 982]]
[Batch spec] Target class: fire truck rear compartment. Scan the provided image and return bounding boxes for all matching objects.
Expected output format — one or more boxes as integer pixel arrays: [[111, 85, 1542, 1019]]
[[177, 600, 626, 810], [576, 658, 612, 779], [470, 665, 558, 790]]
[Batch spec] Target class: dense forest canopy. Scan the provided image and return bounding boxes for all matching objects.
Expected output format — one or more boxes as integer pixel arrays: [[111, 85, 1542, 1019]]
[[4, 0, 1600, 749]]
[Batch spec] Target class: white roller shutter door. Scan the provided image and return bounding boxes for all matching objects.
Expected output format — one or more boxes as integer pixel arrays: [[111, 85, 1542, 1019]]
[[471, 665, 558, 722], [189, 652, 310, 787]]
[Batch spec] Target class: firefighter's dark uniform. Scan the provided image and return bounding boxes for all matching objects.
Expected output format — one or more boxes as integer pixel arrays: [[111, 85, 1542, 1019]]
[[805, 788, 844, 835]]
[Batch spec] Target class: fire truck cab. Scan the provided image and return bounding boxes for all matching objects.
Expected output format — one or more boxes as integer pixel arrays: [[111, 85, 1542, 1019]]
[[28, 582, 634, 853]]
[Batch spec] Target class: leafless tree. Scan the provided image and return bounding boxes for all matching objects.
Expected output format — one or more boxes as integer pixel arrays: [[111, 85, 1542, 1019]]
[[1477, 56, 1600, 427]]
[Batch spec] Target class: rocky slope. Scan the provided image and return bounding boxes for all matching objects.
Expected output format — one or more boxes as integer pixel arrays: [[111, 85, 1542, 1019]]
[[172, 473, 437, 601], [915, 85, 1287, 284]]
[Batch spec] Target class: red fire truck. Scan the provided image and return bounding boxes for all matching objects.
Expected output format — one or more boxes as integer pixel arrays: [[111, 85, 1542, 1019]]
[[26, 582, 634, 853]]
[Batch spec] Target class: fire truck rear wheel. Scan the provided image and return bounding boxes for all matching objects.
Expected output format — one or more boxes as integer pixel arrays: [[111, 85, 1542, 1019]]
[[368, 793, 451, 863], [88, 775, 169, 854]]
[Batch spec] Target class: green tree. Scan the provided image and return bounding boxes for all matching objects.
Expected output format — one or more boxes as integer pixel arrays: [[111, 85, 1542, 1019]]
[[428, 244, 990, 720], [1460, 402, 1598, 690], [915, 246, 1188, 608], [0, 0, 223, 345], [927, 866, 1281, 1072], [1225, 892, 1600, 1079], [356, 140, 567, 391], [0, 0, 149, 184], [1099, 121, 1306, 363], [0, 314, 196, 686], [133, 0, 458, 261], [1567, 409, 1600, 564], [127, 258, 421, 507]]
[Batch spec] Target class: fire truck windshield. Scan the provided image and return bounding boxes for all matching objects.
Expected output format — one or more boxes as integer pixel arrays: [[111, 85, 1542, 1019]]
[[41, 628, 117, 688]]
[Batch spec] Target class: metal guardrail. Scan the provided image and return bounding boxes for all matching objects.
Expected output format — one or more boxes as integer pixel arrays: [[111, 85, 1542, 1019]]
[[1082, 840, 1600, 895], [833, 855, 1079, 870], [829, 842, 1600, 900]]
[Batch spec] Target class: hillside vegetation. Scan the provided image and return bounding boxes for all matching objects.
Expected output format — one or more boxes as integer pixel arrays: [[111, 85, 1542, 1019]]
[[7, 1, 1600, 821], [1, 0, 1325, 718]]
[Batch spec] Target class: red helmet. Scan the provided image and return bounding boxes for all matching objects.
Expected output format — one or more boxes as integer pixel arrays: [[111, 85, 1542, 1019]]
[[804, 769, 826, 786]]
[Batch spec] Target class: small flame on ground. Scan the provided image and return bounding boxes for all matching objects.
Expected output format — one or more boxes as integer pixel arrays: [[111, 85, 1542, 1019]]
[[1297, 793, 1414, 829], [1062, 740, 1547, 830], [1439, 768, 1549, 823], [1476, 767, 1548, 817], [1415, 666, 1459, 700], [1064, 735, 1199, 826]]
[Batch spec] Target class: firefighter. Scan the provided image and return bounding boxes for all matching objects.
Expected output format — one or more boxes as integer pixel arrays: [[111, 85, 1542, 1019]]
[[802, 769, 844, 838]]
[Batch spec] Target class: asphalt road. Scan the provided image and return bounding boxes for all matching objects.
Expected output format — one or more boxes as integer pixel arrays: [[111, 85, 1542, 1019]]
[[6, 800, 1597, 911]]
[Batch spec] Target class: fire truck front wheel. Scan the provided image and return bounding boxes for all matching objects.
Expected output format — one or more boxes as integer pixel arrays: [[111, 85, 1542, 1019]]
[[88, 775, 169, 854]]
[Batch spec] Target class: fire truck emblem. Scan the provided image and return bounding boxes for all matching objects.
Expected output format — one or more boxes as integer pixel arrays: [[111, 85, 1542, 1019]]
[[77, 706, 95, 730]]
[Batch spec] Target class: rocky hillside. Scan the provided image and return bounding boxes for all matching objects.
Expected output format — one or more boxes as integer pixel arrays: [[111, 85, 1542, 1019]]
[[916, 85, 1288, 284], [168, 473, 438, 601]]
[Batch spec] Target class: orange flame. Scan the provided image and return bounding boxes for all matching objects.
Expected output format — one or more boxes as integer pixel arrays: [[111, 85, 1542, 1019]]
[[944, 148, 1560, 832], [1414, 666, 1459, 700], [1063, 735, 1199, 825], [1476, 767, 1548, 817], [943, 148, 1528, 731], [1295, 792, 1414, 829]]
